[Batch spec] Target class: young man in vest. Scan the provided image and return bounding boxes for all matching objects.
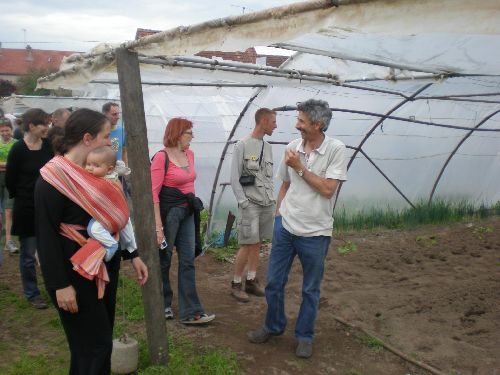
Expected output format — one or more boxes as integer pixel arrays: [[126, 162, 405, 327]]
[[230, 108, 277, 302]]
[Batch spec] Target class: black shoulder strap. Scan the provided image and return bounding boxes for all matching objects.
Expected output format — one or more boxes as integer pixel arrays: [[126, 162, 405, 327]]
[[160, 150, 169, 178], [258, 140, 265, 168], [153, 150, 169, 179]]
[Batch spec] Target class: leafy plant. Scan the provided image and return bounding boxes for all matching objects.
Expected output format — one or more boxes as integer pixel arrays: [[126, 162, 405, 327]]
[[415, 235, 438, 247], [472, 226, 493, 240], [0, 79, 16, 97], [337, 240, 358, 255]]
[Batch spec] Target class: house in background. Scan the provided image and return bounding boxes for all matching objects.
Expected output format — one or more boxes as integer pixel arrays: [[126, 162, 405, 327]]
[[135, 28, 288, 67], [0, 45, 78, 83]]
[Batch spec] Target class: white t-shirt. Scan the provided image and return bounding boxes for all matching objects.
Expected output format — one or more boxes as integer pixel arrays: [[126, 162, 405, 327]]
[[278, 135, 347, 237]]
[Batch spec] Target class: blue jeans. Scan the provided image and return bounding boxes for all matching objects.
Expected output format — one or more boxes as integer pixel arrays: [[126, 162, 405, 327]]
[[19, 236, 41, 300], [159, 206, 204, 320], [264, 216, 330, 342]]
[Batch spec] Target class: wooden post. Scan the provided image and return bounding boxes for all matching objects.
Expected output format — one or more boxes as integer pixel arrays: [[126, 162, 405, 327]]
[[224, 211, 236, 246], [115, 47, 168, 365]]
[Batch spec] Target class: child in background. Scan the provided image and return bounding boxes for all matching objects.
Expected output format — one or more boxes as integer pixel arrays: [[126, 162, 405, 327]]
[[85, 145, 135, 261], [0, 117, 19, 254]]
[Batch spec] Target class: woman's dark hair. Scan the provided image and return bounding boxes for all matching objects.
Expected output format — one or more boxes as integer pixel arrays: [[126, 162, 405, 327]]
[[22, 108, 50, 132], [52, 108, 108, 155]]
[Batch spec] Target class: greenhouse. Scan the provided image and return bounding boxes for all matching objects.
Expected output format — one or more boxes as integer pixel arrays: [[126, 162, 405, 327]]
[[25, 0, 500, 232]]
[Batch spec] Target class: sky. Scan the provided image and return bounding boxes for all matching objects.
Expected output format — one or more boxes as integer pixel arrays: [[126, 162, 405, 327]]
[[1, 0, 300, 53]]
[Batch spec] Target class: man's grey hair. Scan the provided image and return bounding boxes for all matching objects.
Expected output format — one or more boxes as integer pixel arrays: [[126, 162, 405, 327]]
[[297, 99, 332, 132], [52, 108, 70, 119]]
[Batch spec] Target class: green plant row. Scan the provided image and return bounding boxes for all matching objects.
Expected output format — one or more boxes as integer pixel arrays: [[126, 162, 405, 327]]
[[334, 200, 500, 232]]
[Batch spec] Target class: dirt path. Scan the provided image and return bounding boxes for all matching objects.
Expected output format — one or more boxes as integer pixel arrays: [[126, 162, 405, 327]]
[[1, 217, 499, 374], [185, 216, 500, 375]]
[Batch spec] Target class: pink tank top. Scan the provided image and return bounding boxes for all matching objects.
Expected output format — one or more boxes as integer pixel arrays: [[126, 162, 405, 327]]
[[151, 149, 196, 203]]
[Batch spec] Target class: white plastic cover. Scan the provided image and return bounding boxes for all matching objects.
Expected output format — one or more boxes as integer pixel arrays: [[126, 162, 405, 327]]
[[12, 0, 499, 231]]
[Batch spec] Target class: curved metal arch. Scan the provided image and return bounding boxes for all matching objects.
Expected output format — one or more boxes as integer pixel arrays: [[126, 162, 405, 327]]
[[206, 88, 265, 236], [428, 108, 500, 204], [333, 82, 434, 210], [205, 50, 303, 235], [347, 83, 434, 170]]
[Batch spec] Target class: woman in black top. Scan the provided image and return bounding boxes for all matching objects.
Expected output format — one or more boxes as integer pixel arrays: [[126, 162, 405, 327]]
[[34, 108, 148, 375], [5, 108, 53, 309]]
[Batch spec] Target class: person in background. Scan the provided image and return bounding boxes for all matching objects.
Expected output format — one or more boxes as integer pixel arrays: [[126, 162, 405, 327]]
[[10, 116, 24, 140], [35, 108, 147, 374], [47, 108, 71, 148], [5, 108, 54, 309], [51, 108, 71, 128], [229, 108, 277, 302], [151, 117, 215, 324], [0, 118, 19, 254], [102, 102, 127, 166], [247, 99, 347, 359]]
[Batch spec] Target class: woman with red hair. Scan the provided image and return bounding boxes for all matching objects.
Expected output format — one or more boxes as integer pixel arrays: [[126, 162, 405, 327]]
[[151, 118, 214, 324]]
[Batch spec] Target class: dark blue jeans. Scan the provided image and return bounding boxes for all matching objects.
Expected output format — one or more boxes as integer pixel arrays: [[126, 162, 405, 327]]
[[264, 216, 330, 342], [159, 206, 204, 320], [19, 236, 41, 300]]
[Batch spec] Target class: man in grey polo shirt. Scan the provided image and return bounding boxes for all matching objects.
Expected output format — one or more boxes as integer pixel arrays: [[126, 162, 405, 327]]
[[230, 108, 277, 302], [247, 99, 347, 358]]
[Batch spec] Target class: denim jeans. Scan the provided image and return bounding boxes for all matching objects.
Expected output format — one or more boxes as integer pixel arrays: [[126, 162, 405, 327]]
[[159, 206, 204, 320], [264, 216, 331, 342], [19, 236, 41, 300]]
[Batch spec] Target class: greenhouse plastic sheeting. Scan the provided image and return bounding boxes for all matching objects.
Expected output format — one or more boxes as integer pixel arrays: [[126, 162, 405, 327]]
[[14, 0, 500, 231]]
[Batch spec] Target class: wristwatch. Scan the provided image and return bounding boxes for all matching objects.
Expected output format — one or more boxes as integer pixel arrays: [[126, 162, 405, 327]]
[[297, 169, 305, 177]]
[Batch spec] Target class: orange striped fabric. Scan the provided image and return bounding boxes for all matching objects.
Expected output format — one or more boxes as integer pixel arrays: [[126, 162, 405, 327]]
[[41, 156, 129, 298], [60, 224, 109, 299]]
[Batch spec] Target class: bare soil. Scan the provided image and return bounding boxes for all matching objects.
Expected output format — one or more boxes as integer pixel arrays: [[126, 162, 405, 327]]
[[1, 217, 499, 375]]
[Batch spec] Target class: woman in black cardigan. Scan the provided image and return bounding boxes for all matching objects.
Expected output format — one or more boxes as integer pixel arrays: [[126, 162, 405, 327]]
[[5, 108, 53, 309]]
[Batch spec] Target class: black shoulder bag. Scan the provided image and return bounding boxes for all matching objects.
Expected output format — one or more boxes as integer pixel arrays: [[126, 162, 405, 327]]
[[239, 141, 264, 186]]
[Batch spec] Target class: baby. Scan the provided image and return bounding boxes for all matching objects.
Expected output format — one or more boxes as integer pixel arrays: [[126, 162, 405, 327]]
[[85, 145, 135, 261]]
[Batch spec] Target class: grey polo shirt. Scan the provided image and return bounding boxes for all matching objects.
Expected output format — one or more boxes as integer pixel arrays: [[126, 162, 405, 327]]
[[278, 135, 347, 237]]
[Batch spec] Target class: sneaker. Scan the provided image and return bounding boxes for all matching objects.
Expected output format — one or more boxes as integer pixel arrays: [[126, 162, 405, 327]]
[[30, 295, 48, 310], [165, 307, 174, 320], [180, 313, 215, 325], [5, 240, 19, 254], [245, 278, 265, 297], [231, 281, 249, 302], [296, 340, 313, 358]]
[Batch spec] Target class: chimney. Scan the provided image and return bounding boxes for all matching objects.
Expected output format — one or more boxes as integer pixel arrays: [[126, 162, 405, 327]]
[[26, 45, 34, 62]]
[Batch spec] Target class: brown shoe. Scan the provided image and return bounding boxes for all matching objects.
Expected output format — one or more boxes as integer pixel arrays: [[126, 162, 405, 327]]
[[30, 295, 48, 310], [245, 278, 265, 297], [231, 281, 249, 302]]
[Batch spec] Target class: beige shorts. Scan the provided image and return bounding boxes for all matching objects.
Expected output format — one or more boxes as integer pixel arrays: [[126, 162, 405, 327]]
[[238, 201, 275, 245]]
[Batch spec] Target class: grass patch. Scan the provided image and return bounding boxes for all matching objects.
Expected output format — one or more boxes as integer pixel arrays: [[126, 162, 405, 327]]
[[137, 336, 240, 375], [337, 240, 358, 255], [206, 234, 239, 263], [1, 353, 66, 375], [335, 199, 499, 232], [361, 335, 384, 349], [1, 272, 240, 375]]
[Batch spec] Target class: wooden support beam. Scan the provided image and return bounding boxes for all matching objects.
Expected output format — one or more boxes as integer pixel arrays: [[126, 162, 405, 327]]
[[115, 47, 168, 366], [224, 211, 236, 246]]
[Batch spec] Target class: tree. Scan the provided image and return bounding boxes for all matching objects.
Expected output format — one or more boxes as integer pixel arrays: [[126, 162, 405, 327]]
[[16, 68, 55, 96], [0, 79, 16, 97]]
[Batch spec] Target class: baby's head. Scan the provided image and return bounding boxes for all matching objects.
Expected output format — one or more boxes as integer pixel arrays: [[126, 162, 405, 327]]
[[86, 146, 116, 177]]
